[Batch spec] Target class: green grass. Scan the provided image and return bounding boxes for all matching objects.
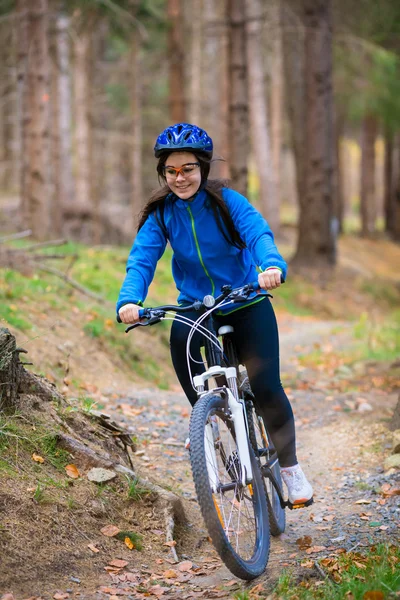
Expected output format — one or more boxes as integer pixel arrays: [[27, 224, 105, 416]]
[[116, 530, 143, 551], [353, 310, 400, 362], [125, 475, 150, 501], [273, 544, 400, 600]]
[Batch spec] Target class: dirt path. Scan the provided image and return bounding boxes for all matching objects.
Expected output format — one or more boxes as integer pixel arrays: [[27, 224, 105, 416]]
[[89, 314, 399, 599]]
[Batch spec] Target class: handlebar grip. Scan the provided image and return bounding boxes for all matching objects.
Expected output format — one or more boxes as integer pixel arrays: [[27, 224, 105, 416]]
[[138, 309, 145, 319]]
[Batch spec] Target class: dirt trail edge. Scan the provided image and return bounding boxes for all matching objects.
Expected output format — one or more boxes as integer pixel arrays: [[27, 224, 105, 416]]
[[101, 315, 399, 598]]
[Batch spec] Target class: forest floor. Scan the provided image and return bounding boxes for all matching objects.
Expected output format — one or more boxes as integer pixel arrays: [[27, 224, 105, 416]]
[[0, 234, 400, 599]]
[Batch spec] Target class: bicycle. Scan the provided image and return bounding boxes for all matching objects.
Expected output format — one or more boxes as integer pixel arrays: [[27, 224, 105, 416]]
[[118, 282, 297, 580]]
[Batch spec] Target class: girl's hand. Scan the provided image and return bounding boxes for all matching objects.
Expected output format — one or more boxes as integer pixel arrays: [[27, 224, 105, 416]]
[[118, 303, 142, 324], [258, 268, 282, 290]]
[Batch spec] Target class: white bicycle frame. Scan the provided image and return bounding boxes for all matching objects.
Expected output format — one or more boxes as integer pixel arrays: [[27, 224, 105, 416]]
[[193, 365, 253, 488]]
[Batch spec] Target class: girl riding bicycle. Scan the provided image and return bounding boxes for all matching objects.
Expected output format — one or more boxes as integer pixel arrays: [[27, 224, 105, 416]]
[[117, 123, 313, 508]]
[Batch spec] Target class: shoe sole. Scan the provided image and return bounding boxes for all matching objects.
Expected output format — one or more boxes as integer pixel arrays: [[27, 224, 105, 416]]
[[287, 496, 314, 510]]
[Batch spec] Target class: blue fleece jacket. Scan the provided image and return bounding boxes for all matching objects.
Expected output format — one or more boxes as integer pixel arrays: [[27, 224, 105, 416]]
[[116, 187, 287, 314]]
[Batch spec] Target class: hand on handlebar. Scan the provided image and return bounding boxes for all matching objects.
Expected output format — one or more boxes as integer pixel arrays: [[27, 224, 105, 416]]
[[118, 303, 142, 324], [258, 268, 283, 291]]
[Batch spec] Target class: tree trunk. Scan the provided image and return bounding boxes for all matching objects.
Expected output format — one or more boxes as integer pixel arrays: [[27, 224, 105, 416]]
[[168, 0, 186, 123], [334, 112, 345, 234], [281, 0, 306, 207], [383, 129, 395, 237], [187, 0, 202, 125], [0, 21, 16, 191], [215, 0, 230, 179], [292, 0, 337, 269], [70, 24, 96, 242], [228, 0, 248, 196], [55, 10, 74, 234], [0, 328, 23, 411], [392, 133, 400, 242], [130, 32, 143, 229], [270, 0, 283, 217], [360, 114, 378, 237], [389, 394, 400, 431], [17, 0, 51, 240], [245, 0, 279, 231]]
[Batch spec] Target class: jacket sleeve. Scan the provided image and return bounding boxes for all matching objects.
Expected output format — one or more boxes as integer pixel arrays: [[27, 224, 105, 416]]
[[116, 212, 167, 313], [223, 188, 288, 279]]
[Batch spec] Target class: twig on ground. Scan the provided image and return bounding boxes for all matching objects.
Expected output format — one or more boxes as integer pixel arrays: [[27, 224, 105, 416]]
[[15, 239, 67, 252], [0, 230, 32, 243], [164, 504, 179, 563], [348, 542, 361, 553], [37, 263, 111, 304], [314, 560, 328, 580]]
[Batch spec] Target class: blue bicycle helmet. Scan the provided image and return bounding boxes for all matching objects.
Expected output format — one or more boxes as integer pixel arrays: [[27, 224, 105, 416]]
[[154, 123, 213, 158]]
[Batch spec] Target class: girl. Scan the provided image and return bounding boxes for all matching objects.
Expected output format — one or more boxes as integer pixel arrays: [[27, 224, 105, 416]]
[[117, 123, 313, 507]]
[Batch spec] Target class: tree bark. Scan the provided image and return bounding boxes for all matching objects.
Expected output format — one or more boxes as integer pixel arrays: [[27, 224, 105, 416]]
[[392, 132, 400, 242], [360, 114, 378, 237], [270, 0, 283, 218], [187, 0, 202, 125], [130, 32, 143, 229], [17, 0, 51, 240], [55, 9, 74, 233], [383, 129, 395, 237], [70, 22, 96, 242], [245, 0, 279, 230], [281, 0, 306, 207], [168, 0, 186, 123], [228, 0, 248, 196], [291, 0, 337, 269], [0, 328, 24, 411], [389, 394, 400, 431]]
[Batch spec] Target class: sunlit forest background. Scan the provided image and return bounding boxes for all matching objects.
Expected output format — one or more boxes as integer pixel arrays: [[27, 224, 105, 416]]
[[0, 0, 400, 267]]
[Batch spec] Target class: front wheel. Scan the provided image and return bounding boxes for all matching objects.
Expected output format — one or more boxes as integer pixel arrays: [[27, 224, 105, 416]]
[[246, 401, 286, 536], [189, 393, 270, 580]]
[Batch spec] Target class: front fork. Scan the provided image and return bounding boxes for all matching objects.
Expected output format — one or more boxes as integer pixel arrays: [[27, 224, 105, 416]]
[[193, 366, 253, 488]]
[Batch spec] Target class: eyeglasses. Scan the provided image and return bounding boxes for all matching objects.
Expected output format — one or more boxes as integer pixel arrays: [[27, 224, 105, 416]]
[[163, 162, 200, 179]]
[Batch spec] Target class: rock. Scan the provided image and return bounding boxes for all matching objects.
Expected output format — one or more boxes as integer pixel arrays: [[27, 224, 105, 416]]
[[358, 402, 373, 412], [392, 429, 400, 454], [384, 455, 400, 472], [87, 468, 117, 483]]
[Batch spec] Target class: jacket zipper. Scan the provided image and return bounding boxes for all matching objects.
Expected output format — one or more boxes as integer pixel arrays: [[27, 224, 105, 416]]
[[187, 205, 215, 296]]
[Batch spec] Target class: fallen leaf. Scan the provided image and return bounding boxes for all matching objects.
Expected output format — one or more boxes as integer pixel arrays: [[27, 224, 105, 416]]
[[87, 543, 100, 553], [124, 537, 134, 550], [53, 594, 69, 600], [355, 499, 371, 505], [163, 569, 178, 578], [306, 546, 327, 554], [177, 560, 193, 572], [323, 515, 335, 522], [164, 540, 176, 547], [383, 487, 400, 497], [296, 535, 313, 550], [363, 592, 384, 600], [100, 524, 121, 537], [32, 453, 44, 464], [301, 560, 315, 568], [65, 464, 80, 479], [109, 559, 128, 568], [149, 585, 169, 597]]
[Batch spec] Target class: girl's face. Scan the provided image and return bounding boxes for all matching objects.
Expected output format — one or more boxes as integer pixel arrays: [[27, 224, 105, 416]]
[[163, 152, 202, 200]]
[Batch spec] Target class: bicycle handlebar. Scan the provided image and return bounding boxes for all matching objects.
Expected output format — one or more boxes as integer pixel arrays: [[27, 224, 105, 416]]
[[116, 276, 284, 332]]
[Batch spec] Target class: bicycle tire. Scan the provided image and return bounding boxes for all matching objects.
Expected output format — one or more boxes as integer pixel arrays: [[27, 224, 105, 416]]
[[189, 393, 270, 580], [245, 396, 286, 536]]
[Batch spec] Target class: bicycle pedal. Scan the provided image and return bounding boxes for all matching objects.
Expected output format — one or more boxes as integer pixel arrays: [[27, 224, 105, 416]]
[[287, 497, 314, 510]]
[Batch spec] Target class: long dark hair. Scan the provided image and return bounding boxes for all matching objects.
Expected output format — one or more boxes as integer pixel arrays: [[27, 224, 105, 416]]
[[137, 152, 246, 249]]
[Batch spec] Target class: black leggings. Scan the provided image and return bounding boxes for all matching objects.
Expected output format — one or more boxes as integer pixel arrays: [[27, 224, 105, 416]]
[[169, 298, 297, 468]]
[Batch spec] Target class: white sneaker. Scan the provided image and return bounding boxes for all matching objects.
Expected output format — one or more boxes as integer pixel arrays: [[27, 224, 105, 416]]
[[280, 464, 313, 508]]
